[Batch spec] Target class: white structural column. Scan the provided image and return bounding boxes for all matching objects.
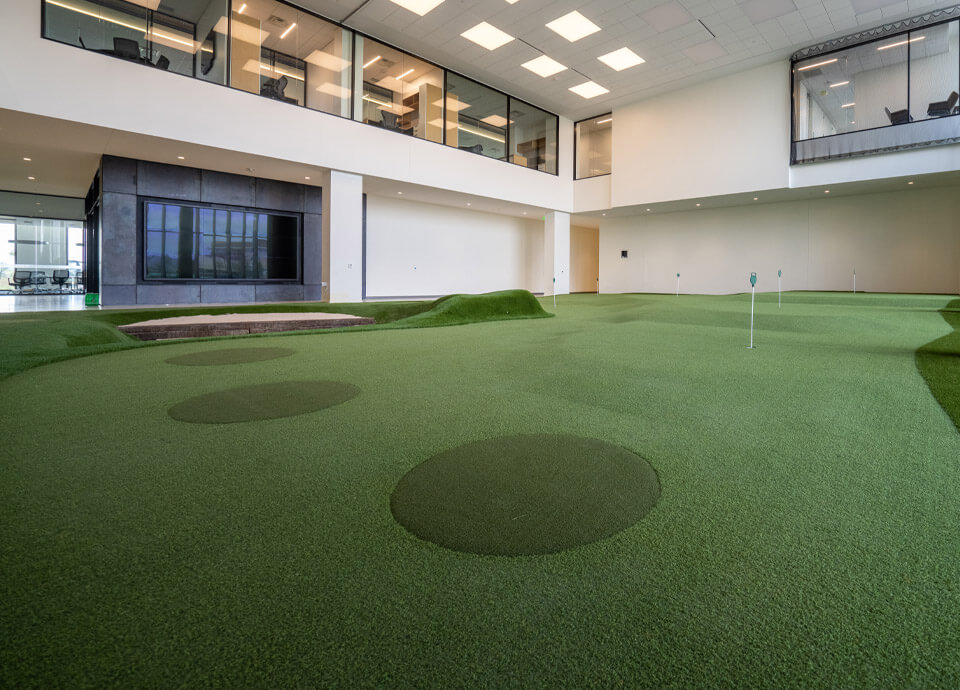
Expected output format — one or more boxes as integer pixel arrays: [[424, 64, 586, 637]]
[[321, 170, 364, 303], [543, 211, 571, 295]]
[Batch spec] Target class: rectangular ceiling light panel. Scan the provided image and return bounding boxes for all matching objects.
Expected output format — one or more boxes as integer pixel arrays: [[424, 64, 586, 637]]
[[388, 0, 446, 16], [461, 22, 515, 50], [546, 11, 601, 42], [598, 47, 644, 71], [569, 81, 609, 98], [522, 55, 567, 77]]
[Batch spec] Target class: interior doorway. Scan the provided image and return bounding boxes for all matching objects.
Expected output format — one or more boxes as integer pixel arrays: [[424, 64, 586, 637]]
[[570, 225, 599, 293]]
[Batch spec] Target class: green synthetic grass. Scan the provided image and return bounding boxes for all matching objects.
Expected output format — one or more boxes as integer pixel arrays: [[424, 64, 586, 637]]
[[916, 299, 960, 431], [0, 289, 549, 380], [165, 346, 296, 366], [390, 434, 660, 556], [2, 291, 959, 687], [168, 380, 360, 424]]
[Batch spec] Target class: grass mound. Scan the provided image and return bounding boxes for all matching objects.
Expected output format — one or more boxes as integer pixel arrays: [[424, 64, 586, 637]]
[[165, 347, 296, 366], [916, 299, 960, 431], [168, 380, 359, 423], [395, 289, 550, 328], [391, 434, 660, 556]]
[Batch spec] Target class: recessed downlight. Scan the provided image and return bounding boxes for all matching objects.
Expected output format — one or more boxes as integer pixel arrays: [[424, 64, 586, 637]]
[[387, 0, 445, 16], [27, 176, 36, 180], [521, 55, 566, 77], [461, 22, 514, 50], [177, 155, 185, 159], [546, 10, 600, 42], [569, 81, 609, 99], [598, 47, 644, 71]]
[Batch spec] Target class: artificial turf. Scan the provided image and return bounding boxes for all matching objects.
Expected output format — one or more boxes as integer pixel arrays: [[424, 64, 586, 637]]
[[1, 291, 959, 687]]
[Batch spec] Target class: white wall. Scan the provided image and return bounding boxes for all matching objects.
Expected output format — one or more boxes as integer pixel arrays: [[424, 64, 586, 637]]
[[364, 195, 543, 297], [600, 185, 960, 295], [0, 0, 571, 213], [610, 61, 792, 206]]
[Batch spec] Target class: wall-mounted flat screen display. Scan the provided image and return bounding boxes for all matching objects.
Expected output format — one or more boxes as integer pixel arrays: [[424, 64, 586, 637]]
[[143, 201, 299, 281]]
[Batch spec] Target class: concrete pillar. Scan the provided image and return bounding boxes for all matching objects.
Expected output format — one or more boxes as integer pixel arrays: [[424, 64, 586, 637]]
[[543, 211, 570, 296], [321, 170, 364, 303]]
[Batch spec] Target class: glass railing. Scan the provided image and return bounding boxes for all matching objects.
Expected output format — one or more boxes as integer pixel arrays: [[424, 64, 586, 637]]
[[792, 14, 960, 163], [41, 0, 559, 175]]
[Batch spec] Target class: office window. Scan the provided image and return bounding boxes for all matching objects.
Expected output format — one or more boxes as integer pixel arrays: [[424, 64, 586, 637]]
[[509, 100, 558, 174], [446, 73, 507, 160], [143, 202, 299, 281], [230, 1, 305, 106], [575, 114, 612, 179], [357, 38, 444, 143], [792, 17, 960, 162], [194, 1, 230, 85], [910, 21, 960, 123]]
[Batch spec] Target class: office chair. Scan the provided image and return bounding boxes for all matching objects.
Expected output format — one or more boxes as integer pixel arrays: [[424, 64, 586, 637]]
[[10, 270, 31, 294], [31, 271, 49, 292], [155, 55, 170, 71], [381, 110, 399, 130], [52, 270, 70, 293], [927, 91, 958, 118], [884, 106, 911, 125], [113, 37, 141, 60], [74, 270, 85, 294]]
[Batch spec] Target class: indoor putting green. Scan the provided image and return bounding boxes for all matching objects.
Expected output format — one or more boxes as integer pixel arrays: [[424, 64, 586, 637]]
[[1, 292, 958, 687], [165, 346, 296, 366], [168, 380, 360, 423], [391, 434, 660, 555]]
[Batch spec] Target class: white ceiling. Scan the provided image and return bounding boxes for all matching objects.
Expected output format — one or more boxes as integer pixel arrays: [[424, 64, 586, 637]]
[[292, 0, 960, 121]]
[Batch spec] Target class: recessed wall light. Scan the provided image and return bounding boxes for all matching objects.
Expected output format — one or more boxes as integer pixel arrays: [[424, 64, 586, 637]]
[[878, 36, 924, 51], [461, 22, 514, 50], [798, 58, 838, 71], [546, 11, 600, 42], [569, 81, 609, 99], [598, 47, 644, 71], [280, 22, 297, 39], [521, 55, 566, 77], [388, 0, 445, 16]]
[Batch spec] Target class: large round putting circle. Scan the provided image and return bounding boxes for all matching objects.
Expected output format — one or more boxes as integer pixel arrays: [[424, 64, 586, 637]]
[[391, 434, 660, 556], [168, 380, 359, 424], [165, 347, 296, 366]]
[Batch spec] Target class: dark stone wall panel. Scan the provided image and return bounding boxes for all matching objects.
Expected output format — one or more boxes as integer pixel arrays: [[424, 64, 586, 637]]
[[100, 192, 138, 285], [100, 284, 137, 306], [137, 284, 201, 304], [255, 284, 304, 302], [302, 213, 323, 285], [201, 284, 257, 303], [256, 178, 304, 212], [304, 185, 322, 214], [137, 161, 201, 200], [201, 170, 256, 207], [101, 156, 137, 194]]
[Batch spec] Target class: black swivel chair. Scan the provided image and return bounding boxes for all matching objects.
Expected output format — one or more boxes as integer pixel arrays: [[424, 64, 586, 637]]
[[9, 270, 32, 294], [155, 55, 170, 71], [74, 270, 85, 294], [927, 91, 959, 118], [459, 143, 483, 154], [381, 111, 399, 130], [113, 37, 141, 61], [52, 270, 70, 293], [884, 106, 912, 125], [31, 271, 49, 292]]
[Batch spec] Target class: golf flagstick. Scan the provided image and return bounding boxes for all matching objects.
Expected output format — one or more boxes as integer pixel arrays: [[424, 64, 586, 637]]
[[853, 269, 856, 294], [676, 272, 680, 296], [748, 272, 757, 349], [778, 269, 782, 308], [553, 276, 556, 308]]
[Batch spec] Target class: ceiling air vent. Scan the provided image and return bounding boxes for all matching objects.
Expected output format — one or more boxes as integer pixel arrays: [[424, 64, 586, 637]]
[[266, 15, 288, 27]]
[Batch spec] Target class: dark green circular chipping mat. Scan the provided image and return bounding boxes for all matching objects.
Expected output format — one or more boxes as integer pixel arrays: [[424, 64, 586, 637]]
[[390, 434, 660, 556], [168, 380, 359, 424], [165, 347, 296, 366]]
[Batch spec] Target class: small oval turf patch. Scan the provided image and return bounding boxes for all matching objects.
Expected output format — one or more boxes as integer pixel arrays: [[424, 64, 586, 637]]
[[391, 434, 659, 556], [169, 380, 359, 424], [165, 347, 295, 366]]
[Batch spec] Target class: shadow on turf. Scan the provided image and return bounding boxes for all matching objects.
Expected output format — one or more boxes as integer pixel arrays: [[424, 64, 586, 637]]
[[915, 301, 960, 432]]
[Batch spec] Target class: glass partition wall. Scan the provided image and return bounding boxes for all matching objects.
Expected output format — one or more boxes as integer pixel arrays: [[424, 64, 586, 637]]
[[0, 217, 85, 295], [42, 0, 557, 173], [792, 16, 959, 162], [574, 114, 612, 179]]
